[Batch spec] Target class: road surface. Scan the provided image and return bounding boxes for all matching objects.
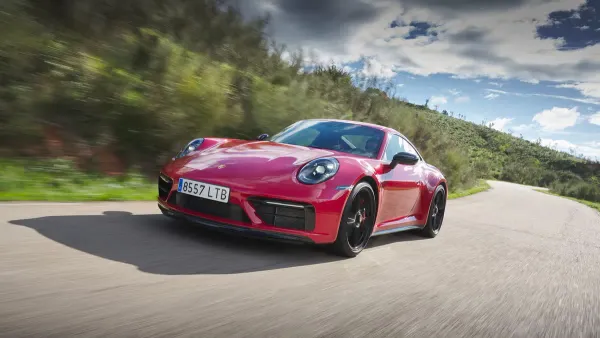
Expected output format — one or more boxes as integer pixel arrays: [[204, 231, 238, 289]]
[[1, 181, 599, 337]]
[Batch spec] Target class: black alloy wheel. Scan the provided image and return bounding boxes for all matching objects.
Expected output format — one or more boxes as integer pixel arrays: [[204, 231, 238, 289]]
[[420, 184, 446, 238], [331, 182, 376, 257]]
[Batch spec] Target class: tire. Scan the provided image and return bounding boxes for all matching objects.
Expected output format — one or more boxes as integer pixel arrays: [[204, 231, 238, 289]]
[[419, 184, 447, 238], [330, 182, 377, 257]]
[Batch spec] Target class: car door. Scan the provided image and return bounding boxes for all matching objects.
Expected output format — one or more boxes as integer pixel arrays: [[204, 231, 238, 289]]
[[376, 134, 423, 228], [399, 136, 425, 214]]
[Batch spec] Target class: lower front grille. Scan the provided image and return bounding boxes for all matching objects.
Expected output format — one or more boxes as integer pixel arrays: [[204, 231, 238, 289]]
[[249, 198, 316, 232], [171, 192, 250, 223], [158, 174, 173, 200]]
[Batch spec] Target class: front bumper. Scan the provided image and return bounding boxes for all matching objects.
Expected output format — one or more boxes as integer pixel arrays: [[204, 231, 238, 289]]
[[157, 172, 351, 244], [158, 202, 315, 244]]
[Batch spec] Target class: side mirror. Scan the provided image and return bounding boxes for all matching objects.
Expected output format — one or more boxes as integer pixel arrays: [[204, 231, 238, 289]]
[[256, 133, 269, 141], [390, 152, 419, 168]]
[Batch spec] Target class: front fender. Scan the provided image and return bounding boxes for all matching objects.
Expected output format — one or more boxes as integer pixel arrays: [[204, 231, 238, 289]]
[[334, 157, 381, 190], [424, 163, 447, 195], [420, 164, 448, 222]]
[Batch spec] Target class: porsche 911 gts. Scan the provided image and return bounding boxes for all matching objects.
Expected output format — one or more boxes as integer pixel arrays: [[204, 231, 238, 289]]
[[158, 119, 447, 257]]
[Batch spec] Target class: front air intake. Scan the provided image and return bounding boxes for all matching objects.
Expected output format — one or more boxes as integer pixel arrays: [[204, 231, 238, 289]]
[[158, 173, 173, 200], [249, 198, 316, 232]]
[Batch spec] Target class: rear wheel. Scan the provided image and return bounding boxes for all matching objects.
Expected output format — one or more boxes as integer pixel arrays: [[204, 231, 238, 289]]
[[330, 182, 377, 257], [419, 184, 446, 238]]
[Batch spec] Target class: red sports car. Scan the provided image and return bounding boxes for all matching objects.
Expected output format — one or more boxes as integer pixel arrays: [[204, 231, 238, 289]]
[[158, 119, 447, 257]]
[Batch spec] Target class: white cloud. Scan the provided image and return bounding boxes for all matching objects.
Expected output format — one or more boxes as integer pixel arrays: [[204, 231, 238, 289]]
[[540, 138, 600, 159], [448, 89, 461, 96], [450, 74, 486, 83], [532, 107, 580, 131], [487, 89, 509, 94], [455, 96, 471, 103], [512, 123, 535, 132], [485, 88, 600, 105], [489, 117, 514, 131], [484, 93, 500, 100], [244, 0, 600, 104], [556, 82, 600, 100], [361, 57, 396, 78], [396, 6, 584, 73], [429, 96, 448, 106], [489, 82, 503, 87], [540, 139, 578, 153], [342, 65, 356, 73], [589, 112, 600, 126]]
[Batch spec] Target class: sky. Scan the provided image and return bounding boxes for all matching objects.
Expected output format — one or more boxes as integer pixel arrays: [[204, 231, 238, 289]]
[[230, 0, 600, 160]]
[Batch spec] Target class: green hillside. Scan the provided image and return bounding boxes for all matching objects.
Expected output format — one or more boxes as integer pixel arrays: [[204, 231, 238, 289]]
[[417, 105, 598, 185], [0, 0, 598, 203]]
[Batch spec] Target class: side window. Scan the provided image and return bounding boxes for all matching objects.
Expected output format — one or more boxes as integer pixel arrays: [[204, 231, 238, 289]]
[[383, 134, 405, 161], [402, 139, 420, 159]]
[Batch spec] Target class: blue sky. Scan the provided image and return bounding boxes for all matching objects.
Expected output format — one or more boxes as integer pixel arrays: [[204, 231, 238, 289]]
[[233, 0, 600, 160]]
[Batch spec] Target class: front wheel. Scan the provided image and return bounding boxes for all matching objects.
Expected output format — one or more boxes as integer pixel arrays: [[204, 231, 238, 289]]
[[330, 182, 377, 257], [419, 184, 447, 238]]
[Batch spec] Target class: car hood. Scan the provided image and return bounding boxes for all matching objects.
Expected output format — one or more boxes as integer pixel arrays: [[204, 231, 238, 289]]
[[174, 140, 338, 181]]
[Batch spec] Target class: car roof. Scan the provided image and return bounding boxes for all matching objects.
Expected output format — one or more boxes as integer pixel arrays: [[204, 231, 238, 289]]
[[300, 118, 404, 138]]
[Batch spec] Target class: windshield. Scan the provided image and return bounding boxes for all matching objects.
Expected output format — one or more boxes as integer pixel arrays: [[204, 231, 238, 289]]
[[269, 120, 385, 159]]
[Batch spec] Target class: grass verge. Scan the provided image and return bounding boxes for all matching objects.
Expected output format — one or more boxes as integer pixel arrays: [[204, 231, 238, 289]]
[[448, 179, 491, 200], [1, 158, 491, 202], [534, 189, 600, 213], [0, 159, 157, 201]]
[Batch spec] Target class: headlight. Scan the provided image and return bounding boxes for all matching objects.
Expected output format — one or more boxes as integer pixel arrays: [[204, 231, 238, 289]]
[[297, 157, 339, 184], [175, 138, 204, 159]]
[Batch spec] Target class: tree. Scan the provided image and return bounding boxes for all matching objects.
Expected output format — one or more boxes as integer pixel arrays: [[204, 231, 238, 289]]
[[312, 64, 352, 86]]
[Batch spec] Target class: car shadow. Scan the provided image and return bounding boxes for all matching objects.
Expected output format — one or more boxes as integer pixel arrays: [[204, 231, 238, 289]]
[[9, 211, 426, 275]]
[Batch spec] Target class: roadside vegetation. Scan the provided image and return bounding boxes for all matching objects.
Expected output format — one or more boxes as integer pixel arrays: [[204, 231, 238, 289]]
[[0, 159, 155, 201], [535, 189, 600, 213], [0, 0, 598, 203], [448, 180, 491, 200]]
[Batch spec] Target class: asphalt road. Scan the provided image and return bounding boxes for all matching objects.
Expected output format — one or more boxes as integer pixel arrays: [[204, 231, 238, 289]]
[[1, 181, 600, 338]]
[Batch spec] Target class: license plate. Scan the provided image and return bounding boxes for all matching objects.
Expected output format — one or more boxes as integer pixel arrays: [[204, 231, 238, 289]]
[[177, 178, 230, 203]]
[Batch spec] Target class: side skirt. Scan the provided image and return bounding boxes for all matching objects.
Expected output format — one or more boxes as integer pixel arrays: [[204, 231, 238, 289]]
[[370, 225, 424, 237]]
